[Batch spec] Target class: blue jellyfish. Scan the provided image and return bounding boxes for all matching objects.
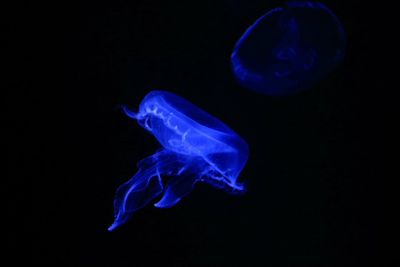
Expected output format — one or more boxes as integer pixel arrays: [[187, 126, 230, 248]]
[[108, 91, 248, 231], [231, 1, 346, 95]]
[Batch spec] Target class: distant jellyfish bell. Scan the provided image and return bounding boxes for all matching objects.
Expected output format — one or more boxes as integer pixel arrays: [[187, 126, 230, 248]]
[[231, 1, 346, 95], [108, 91, 248, 231]]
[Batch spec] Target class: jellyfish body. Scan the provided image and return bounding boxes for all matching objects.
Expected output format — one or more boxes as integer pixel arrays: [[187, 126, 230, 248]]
[[108, 91, 248, 231], [231, 1, 346, 95]]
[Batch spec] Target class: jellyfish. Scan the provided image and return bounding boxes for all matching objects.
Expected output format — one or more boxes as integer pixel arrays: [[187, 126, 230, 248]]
[[108, 91, 248, 231], [231, 1, 346, 95]]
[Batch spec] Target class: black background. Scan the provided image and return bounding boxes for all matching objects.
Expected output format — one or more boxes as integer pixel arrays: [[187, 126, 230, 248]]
[[10, 0, 387, 265]]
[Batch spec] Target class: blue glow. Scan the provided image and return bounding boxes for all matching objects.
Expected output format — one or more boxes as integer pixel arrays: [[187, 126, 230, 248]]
[[231, 1, 346, 95], [109, 91, 248, 231]]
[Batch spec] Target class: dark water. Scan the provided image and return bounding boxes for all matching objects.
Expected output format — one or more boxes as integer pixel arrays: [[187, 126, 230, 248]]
[[11, 0, 387, 265]]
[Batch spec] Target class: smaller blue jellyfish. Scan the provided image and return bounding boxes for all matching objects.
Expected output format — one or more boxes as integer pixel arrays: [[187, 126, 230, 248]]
[[231, 1, 346, 95], [109, 91, 248, 231]]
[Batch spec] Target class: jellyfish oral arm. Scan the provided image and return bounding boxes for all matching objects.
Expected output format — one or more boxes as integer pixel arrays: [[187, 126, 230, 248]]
[[109, 149, 188, 231], [108, 152, 165, 231], [109, 151, 203, 231], [122, 105, 139, 119]]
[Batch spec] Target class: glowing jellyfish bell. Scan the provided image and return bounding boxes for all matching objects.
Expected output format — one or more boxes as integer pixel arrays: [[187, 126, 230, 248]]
[[231, 1, 346, 95], [108, 91, 248, 231]]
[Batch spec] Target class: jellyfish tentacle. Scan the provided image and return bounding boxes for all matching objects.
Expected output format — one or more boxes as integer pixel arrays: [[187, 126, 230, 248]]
[[122, 105, 139, 119], [108, 150, 176, 231], [201, 168, 246, 194]]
